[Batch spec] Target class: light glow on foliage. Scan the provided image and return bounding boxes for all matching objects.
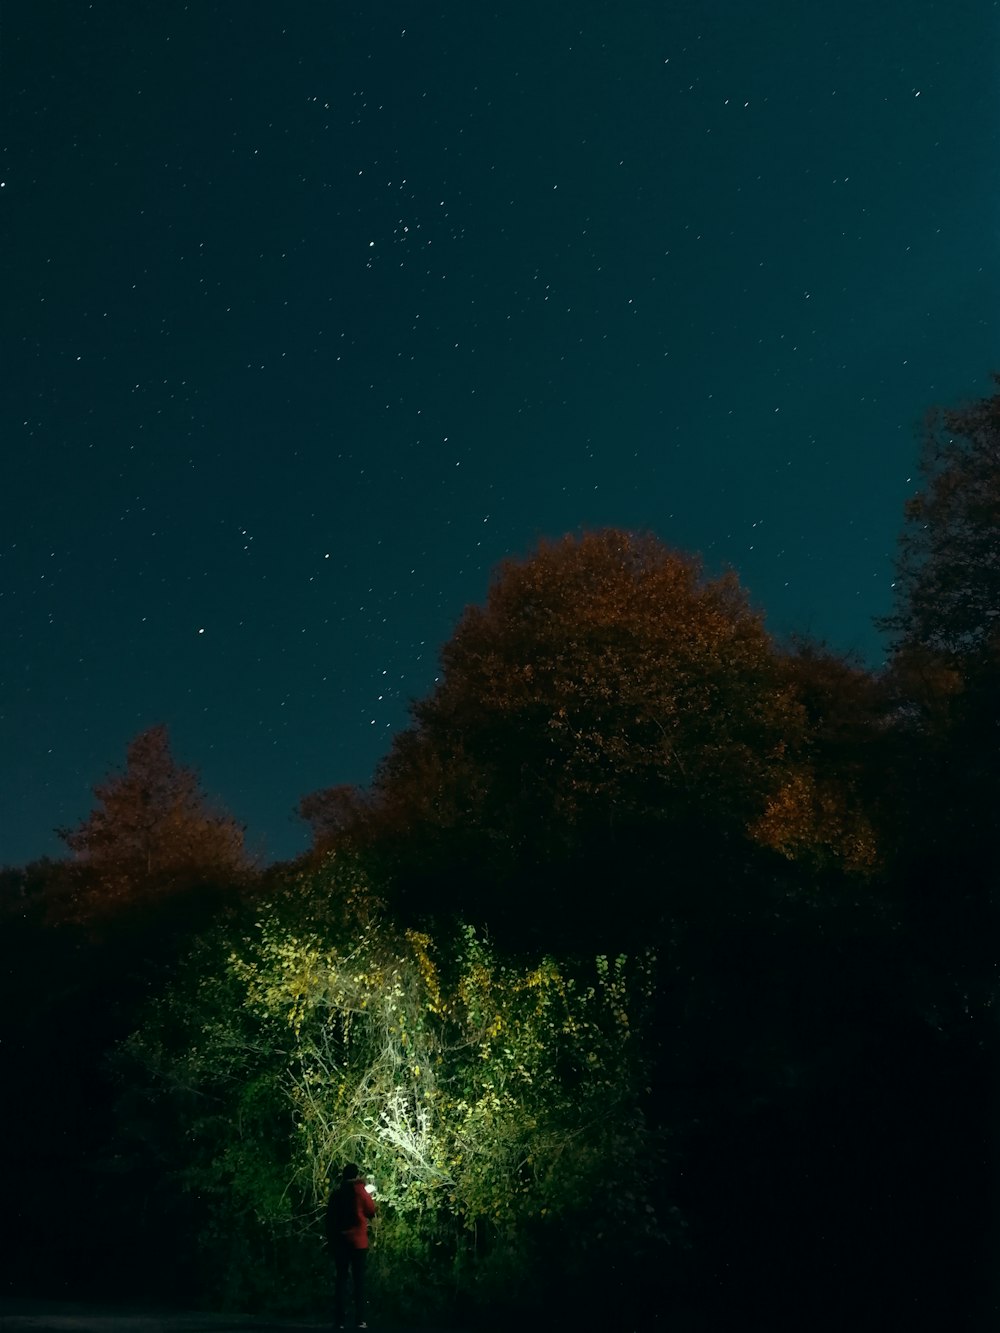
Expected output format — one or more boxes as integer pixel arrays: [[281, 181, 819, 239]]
[[137, 858, 659, 1247]]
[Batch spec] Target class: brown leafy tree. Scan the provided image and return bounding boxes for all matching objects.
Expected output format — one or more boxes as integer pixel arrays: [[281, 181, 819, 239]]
[[298, 783, 373, 857], [3, 730, 251, 1291], [749, 642, 882, 874], [57, 724, 249, 922], [306, 530, 873, 946], [383, 532, 794, 832]]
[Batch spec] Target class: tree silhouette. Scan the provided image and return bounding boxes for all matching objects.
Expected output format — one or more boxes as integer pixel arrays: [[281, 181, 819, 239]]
[[880, 373, 1000, 661], [876, 379, 1000, 1016], [391, 529, 797, 836], [304, 530, 875, 948], [57, 724, 249, 922], [878, 377, 1000, 1332]]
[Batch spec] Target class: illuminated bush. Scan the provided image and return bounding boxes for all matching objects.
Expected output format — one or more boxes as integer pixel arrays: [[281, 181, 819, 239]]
[[121, 854, 673, 1314]]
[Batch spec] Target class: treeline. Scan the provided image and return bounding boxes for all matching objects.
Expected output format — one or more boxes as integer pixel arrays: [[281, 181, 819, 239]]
[[2, 379, 999, 1330]]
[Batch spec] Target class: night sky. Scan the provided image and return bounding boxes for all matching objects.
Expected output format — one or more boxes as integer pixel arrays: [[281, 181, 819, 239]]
[[4, 2, 998, 867]]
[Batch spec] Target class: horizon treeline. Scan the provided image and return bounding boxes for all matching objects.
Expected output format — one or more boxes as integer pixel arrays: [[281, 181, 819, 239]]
[[1, 377, 998, 1330]]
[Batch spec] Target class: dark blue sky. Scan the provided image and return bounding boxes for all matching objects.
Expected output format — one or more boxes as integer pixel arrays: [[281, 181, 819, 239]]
[[3, 1, 998, 866]]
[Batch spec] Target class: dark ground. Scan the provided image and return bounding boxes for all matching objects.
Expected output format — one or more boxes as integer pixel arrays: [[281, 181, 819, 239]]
[[0, 1305, 327, 1333], [0, 1299, 668, 1333], [0, 1304, 481, 1333]]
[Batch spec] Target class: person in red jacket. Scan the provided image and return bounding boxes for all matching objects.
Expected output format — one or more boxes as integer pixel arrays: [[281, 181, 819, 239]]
[[325, 1162, 377, 1329]]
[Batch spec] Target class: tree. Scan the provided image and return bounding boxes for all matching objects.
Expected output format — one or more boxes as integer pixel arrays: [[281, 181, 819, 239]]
[[299, 784, 373, 857], [305, 530, 873, 946], [875, 375, 1000, 844], [0, 728, 255, 1300], [2, 734, 250, 1300], [874, 376, 1000, 868], [879, 373, 1000, 661], [748, 642, 882, 875], [875, 379, 1000, 1025], [390, 530, 794, 828], [57, 724, 249, 922], [117, 853, 670, 1320], [873, 379, 1000, 1327]]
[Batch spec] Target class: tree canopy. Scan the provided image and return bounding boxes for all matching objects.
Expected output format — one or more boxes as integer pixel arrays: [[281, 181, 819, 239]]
[[303, 530, 877, 946], [389, 530, 796, 831], [56, 724, 249, 922], [880, 373, 1000, 662], [875, 379, 1000, 1020]]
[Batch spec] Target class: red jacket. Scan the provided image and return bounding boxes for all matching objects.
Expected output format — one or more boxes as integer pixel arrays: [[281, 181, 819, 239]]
[[341, 1179, 376, 1249]]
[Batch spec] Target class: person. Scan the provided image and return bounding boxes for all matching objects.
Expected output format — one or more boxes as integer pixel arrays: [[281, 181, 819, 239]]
[[325, 1162, 376, 1329]]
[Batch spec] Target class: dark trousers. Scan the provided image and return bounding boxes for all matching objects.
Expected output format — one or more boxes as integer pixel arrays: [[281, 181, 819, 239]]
[[333, 1238, 367, 1326]]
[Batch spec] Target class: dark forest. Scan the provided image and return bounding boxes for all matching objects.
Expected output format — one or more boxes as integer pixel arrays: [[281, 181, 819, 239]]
[[2, 380, 998, 1331]]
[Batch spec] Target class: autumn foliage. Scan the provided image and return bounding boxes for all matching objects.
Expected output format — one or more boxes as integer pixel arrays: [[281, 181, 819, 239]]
[[382, 531, 795, 831], [304, 530, 879, 945], [55, 724, 249, 923]]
